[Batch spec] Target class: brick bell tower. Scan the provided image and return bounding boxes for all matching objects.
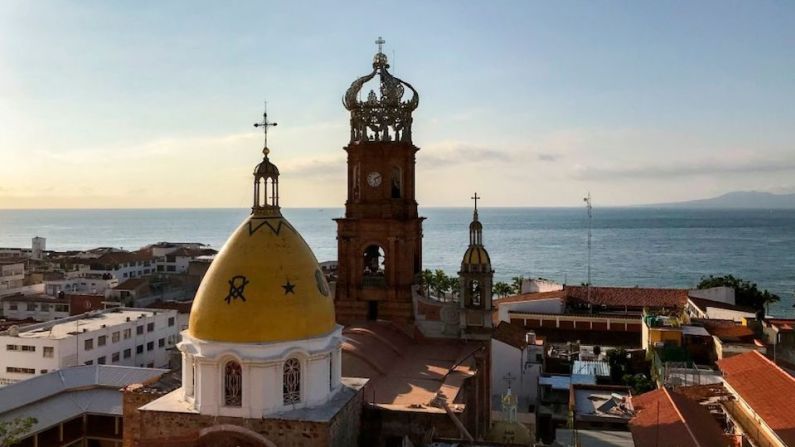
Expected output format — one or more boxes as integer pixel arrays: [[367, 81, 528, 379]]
[[334, 37, 424, 326]]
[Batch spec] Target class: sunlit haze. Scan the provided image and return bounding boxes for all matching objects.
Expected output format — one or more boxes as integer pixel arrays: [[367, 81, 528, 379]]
[[1, 1, 793, 208]]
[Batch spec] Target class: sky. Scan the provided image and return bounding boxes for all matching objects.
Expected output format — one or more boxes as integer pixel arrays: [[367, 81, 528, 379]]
[[1, 1, 793, 208]]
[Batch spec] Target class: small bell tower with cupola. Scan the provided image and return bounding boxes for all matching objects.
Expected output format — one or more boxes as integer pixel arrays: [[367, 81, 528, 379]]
[[334, 37, 424, 327], [458, 193, 494, 339]]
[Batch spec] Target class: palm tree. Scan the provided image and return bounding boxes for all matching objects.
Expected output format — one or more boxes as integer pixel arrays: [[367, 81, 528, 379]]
[[510, 276, 525, 294], [493, 282, 512, 298]]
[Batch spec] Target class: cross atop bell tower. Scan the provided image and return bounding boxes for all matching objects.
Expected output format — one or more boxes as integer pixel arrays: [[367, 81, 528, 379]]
[[375, 36, 385, 53], [253, 101, 278, 154]]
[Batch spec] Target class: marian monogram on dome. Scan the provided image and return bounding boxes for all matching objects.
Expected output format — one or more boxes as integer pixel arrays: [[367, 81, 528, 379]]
[[343, 37, 419, 144], [225, 275, 249, 304]]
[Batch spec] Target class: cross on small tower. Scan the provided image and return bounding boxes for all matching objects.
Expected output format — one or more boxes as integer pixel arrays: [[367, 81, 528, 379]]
[[375, 36, 385, 53], [471, 192, 481, 211], [502, 372, 515, 389], [253, 101, 278, 153]]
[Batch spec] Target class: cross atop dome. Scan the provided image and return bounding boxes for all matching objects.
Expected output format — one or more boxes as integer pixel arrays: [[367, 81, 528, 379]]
[[253, 101, 278, 155], [471, 192, 481, 213]]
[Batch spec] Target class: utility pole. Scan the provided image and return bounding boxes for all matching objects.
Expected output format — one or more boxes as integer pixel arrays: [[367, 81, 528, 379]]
[[584, 193, 593, 303]]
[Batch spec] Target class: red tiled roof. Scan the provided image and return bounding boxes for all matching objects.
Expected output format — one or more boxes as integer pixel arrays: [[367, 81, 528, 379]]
[[566, 286, 688, 309], [115, 278, 149, 290], [492, 321, 542, 350], [630, 388, 726, 447], [494, 290, 566, 305], [704, 324, 756, 343], [718, 351, 795, 446]]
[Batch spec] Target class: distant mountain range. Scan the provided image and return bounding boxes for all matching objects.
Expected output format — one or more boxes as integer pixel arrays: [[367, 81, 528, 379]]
[[642, 191, 795, 209]]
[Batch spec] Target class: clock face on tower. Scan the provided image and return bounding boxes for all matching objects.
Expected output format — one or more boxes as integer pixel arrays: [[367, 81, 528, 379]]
[[367, 171, 382, 187]]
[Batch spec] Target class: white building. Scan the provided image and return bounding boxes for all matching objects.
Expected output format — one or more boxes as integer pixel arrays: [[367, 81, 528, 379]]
[[0, 259, 25, 293], [31, 236, 46, 260], [494, 290, 566, 323], [491, 321, 545, 416], [1, 293, 71, 321], [0, 307, 179, 386], [45, 272, 119, 297], [520, 278, 564, 294], [83, 251, 156, 281]]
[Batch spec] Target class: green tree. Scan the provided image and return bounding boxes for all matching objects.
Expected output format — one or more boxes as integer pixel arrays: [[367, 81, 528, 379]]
[[419, 269, 434, 297], [510, 276, 525, 294], [493, 282, 512, 298], [0, 417, 37, 447], [697, 274, 780, 311]]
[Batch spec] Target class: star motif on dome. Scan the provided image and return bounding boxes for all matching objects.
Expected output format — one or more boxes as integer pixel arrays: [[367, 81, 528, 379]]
[[282, 280, 296, 295]]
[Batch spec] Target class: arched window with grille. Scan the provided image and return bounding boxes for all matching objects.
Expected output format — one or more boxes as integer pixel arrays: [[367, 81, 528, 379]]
[[283, 358, 301, 405], [224, 360, 242, 407]]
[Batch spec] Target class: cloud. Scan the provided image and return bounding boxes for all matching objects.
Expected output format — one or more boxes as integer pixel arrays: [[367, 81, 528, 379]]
[[572, 156, 795, 180], [536, 153, 560, 162], [421, 141, 514, 167], [280, 156, 345, 179]]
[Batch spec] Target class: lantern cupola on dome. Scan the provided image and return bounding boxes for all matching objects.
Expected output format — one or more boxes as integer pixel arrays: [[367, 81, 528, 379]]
[[343, 36, 419, 144]]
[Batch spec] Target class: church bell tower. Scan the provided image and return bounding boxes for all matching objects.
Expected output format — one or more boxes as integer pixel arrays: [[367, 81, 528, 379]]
[[334, 38, 424, 326], [458, 193, 494, 339]]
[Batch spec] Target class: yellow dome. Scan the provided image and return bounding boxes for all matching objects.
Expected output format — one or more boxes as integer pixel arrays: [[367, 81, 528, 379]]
[[188, 215, 336, 343], [462, 245, 491, 266]]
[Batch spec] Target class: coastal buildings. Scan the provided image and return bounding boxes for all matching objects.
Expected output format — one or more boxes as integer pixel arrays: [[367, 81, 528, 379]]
[[0, 307, 178, 386]]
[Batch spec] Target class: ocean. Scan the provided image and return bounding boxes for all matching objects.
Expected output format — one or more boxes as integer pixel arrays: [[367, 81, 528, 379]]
[[1, 207, 793, 316]]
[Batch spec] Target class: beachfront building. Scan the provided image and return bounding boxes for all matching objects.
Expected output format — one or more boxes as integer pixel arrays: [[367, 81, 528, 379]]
[[44, 272, 119, 297], [0, 307, 178, 386]]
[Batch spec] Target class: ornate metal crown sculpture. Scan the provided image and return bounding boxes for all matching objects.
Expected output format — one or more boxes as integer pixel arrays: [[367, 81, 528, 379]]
[[343, 37, 419, 144]]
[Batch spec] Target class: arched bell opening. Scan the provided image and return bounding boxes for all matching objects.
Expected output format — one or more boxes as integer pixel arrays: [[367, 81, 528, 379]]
[[390, 166, 402, 199], [362, 244, 386, 288]]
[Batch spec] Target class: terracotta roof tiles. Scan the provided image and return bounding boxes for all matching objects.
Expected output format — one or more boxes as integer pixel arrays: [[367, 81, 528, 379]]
[[718, 350, 795, 446], [630, 388, 727, 447], [567, 286, 688, 309]]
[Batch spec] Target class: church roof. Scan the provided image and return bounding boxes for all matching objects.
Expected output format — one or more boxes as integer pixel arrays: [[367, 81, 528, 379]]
[[461, 245, 491, 267], [188, 213, 336, 344]]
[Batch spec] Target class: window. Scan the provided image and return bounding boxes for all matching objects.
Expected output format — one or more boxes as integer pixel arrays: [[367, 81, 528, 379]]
[[112, 331, 120, 343], [43, 347, 54, 358], [123, 348, 131, 359], [166, 265, 176, 272], [84, 339, 94, 351], [158, 338, 165, 348], [224, 360, 242, 407], [27, 303, 37, 311], [6, 367, 35, 374], [6, 345, 19, 351], [97, 335, 107, 347], [136, 326, 144, 335], [84, 360, 93, 365], [146, 341, 154, 351], [147, 322, 154, 332], [40, 369, 47, 374], [21, 345, 35, 352], [283, 358, 301, 405], [136, 345, 143, 354], [55, 304, 69, 312], [112, 352, 120, 363], [97, 356, 106, 365], [123, 328, 131, 339], [168, 317, 175, 327], [9, 303, 17, 310], [40, 303, 50, 312]]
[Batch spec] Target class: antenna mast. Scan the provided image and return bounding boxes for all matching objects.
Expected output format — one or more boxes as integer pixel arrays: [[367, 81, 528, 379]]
[[584, 193, 593, 303]]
